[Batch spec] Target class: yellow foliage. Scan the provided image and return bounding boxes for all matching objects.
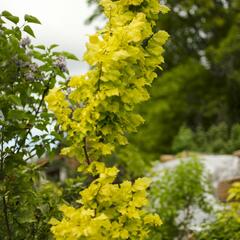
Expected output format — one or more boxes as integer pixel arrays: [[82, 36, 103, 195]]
[[224, 182, 240, 223], [46, 1, 169, 238], [50, 162, 162, 240], [45, 0, 169, 161]]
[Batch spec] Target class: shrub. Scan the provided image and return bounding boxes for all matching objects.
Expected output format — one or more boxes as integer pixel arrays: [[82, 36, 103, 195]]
[[0, 10, 76, 239], [46, 0, 170, 239], [149, 157, 212, 240], [197, 182, 240, 240]]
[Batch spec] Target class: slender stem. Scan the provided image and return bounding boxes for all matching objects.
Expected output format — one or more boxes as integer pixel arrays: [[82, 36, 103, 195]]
[[15, 77, 51, 155], [24, 153, 37, 162], [2, 196, 12, 240], [12, 136, 19, 153], [83, 137, 91, 165], [97, 62, 103, 91], [0, 130, 4, 172], [1, 127, 12, 239], [109, 6, 112, 35], [178, 197, 192, 240]]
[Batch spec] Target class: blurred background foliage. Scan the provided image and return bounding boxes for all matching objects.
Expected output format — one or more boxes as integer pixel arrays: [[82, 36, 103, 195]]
[[149, 158, 213, 240], [172, 123, 240, 154], [197, 182, 240, 240], [87, 0, 240, 167]]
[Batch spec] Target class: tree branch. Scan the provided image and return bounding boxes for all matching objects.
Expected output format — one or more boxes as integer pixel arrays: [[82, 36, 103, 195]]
[[97, 62, 103, 91], [83, 137, 91, 165], [2, 195, 12, 240], [1, 128, 12, 239], [0, 130, 4, 172], [15, 76, 52, 156]]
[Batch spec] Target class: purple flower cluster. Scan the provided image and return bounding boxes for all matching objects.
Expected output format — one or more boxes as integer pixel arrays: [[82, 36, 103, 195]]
[[20, 37, 31, 48], [24, 71, 35, 81], [29, 63, 38, 72], [54, 56, 68, 73]]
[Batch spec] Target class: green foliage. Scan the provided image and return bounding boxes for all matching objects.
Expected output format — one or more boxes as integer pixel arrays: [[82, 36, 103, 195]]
[[0, 10, 72, 163], [86, 0, 103, 24], [197, 182, 240, 240], [172, 125, 194, 153], [61, 176, 86, 206], [172, 123, 240, 154], [149, 157, 212, 240], [0, 164, 63, 239], [130, 58, 210, 158], [103, 144, 148, 180], [135, 0, 240, 156], [109, 144, 148, 179], [0, 11, 76, 239]]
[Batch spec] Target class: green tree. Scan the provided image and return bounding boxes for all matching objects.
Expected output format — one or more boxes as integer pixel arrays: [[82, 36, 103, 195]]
[[0, 11, 77, 239]]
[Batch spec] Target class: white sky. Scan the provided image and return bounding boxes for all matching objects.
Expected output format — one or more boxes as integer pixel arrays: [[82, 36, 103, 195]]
[[1, 0, 104, 75]]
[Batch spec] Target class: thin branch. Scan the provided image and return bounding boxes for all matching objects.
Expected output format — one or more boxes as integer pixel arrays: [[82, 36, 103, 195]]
[[97, 62, 103, 91], [0, 130, 4, 172], [24, 153, 37, 162], [2, 196, 12, 240], [83, 137, 91, 165], [1, 127, 12, 239], [15, 76, 52, 155], [12, 135, 19, 153]]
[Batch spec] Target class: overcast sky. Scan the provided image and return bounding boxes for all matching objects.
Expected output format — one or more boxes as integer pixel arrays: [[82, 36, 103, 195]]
[[1, 0, 104, 75]]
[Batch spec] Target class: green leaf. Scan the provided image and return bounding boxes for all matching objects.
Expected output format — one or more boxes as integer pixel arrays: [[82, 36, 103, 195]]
[[18, 208, 36, 224], [14, 26, 22, 40], [35, 45, 46, 50], [24, 14, 41, 24], [36, 145, 45, 158], [32, 50, 44, 61], [2, 10, 13, 17], [23, 25, 35, 38], [49, 44, 59, 50], [7, 110, 30, 120], [51, 131, 62, 141], [0, 18, 5, 24], [61, 51, 79, 60], [35, 123, 47, 131], [9, 35, 19, 48], [2, 11, 19, 24], [8, 95, 22, 105]]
